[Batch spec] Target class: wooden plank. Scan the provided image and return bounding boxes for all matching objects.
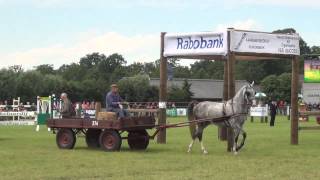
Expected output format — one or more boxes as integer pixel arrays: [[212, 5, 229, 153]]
[[291, 56, 299, 145], [127, 109, 159, 113], [95, 102, 101, 118], [299, 126, 320, 130], [158, 32, 167, 144], [299, 111, 320, 116]]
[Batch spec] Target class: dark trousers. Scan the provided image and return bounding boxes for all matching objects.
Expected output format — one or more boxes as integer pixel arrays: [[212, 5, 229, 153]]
[[108, 108, 128, 118], [270, 114, 276, 126]]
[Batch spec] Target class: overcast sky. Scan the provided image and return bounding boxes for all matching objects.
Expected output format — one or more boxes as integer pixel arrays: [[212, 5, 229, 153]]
[[0, 0, 319, 69]]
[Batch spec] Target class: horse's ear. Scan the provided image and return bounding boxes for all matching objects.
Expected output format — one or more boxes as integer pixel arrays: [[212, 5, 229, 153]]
[[250, 81, 255, 87]]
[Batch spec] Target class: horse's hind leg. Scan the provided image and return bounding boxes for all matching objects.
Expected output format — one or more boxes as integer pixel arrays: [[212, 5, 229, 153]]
[[197, 125, 208, 154]]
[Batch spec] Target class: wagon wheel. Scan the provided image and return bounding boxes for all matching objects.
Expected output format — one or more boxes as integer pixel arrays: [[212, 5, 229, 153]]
[[127, 130, 149, 150], [56, 128, 76, 149], [99, 130, 122, 151], [85, 129, 101, 148]]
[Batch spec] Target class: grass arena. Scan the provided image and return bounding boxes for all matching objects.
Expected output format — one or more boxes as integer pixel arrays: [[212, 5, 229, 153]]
[[0, 116, 319, 180]]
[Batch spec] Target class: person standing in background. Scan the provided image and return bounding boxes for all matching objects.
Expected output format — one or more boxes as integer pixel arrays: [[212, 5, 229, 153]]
[[269, 101, 277, 126]]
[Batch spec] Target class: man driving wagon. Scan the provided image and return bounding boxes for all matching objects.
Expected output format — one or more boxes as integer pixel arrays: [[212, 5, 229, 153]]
[[106, 84, 128, 118]]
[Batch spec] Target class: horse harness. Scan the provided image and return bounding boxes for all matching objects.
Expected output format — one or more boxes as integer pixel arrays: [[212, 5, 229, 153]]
[[221, 98, 249, 127]]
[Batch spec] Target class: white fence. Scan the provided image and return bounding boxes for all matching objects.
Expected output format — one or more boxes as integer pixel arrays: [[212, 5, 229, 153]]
[[0, 111, 37, 125]]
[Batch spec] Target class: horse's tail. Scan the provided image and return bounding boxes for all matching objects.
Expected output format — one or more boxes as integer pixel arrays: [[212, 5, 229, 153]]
[[188, 101, 197, 138]]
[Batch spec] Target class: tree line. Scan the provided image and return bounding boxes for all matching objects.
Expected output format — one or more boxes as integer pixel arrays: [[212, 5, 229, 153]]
[[0, 28, 319, 104]]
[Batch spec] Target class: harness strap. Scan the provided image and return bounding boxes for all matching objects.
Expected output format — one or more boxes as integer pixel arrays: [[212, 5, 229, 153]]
[[222, 101, 227, 116], [231, 98, 235, 115], [223, 119, 231, 127]]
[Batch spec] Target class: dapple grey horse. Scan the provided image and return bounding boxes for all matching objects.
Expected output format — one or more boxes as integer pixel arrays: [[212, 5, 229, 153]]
[[187, 83, 256, 154]]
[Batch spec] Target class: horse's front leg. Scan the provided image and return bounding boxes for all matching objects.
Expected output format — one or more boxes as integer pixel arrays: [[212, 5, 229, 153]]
[[232, 127, 241, 155], [236, 129, 247, 151]]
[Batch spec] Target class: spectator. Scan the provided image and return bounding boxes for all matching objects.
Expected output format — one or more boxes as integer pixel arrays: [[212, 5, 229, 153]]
[[269, 101, 277, 127], [60, 93, 75, 118]]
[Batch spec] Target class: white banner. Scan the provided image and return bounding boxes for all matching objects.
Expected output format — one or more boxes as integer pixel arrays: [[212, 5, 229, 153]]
[[302, 83, 320, 104], [158, 102, 166, 109], [231, 30, 300, 55], [83, 109, 96, 118], [164, 31, 228, 57], [0, 111, 36, 117], [176, 108, 187, 116], [0, 120, 35, 125], [250, 106, 269, 117]]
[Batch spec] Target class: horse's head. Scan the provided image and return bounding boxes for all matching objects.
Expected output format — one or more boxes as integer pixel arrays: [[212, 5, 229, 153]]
[[243, 81, 256, 105]]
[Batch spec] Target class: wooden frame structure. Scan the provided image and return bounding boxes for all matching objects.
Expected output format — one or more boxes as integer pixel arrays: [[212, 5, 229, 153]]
[[158, 28, 300, 149]]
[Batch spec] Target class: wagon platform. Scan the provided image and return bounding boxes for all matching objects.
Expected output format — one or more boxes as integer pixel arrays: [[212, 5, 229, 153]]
[[47, 116, 156, 152]]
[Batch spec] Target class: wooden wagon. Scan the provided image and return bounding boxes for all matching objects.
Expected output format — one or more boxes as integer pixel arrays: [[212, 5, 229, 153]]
[[47, 116, 156, 151]]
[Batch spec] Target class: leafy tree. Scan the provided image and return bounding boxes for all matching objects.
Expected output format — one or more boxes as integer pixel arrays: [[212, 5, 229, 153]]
[[58, 63, 84, 81], [260, 75, 279, 101], [311, 46, 320, 54], [35, 64, 55, 75], [277, 73, 291, 102], [80, 52, 104, 69], [260, 73, 292, 102], [173, 66, 191, 78], [190, 61, 224, 79], [168, 80, 193, 102], [117, 75, 158, 102], [16, 71, 44, 102], [0, 69, 18, 100]]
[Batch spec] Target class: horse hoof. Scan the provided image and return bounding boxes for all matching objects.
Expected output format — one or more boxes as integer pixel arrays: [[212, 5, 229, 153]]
[[203, 150, 208, 154], [233, 151, 238, 155]]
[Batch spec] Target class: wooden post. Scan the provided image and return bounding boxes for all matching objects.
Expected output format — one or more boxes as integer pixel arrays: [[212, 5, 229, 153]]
[[158, 32, 167, 144], [291, 56, 299, 145], [218, 60, 228, 141], [227, 52, 236, 152], [226, 28, 236, 152], [95, 102, 101, 118]]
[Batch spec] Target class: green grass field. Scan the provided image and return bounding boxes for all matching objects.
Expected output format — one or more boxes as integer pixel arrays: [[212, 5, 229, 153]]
[[1, 116, 320, 180]]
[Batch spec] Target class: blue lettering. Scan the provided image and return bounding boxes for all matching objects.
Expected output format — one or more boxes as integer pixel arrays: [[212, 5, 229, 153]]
[[213, 39, 218, 48], [218, 37, 223, 48], [200, 37, 207, 49], [193, 40, 200, 49], [177, 35, 224, 50], [207, 40, 213, 48], [183, 40, 189, 49], [177, 38, 183, 49], [188, 37, 193, 49]]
